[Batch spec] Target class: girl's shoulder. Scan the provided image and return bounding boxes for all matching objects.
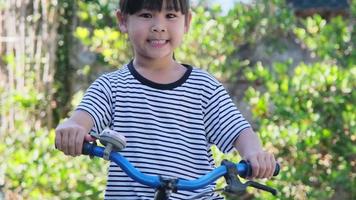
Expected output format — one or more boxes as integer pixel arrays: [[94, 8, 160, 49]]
[[97, 64, 131, 82], [107, 64, 131, 77], [187, 64, 221, 87]]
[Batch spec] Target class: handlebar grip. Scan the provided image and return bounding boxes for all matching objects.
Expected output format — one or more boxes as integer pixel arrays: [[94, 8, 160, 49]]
[[239, 160, 280, 178], [274, 163, 280, 176], [82, 142, 93, 155]]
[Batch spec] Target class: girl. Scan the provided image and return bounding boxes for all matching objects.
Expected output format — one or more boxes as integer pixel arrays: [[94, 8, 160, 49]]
[[55, 0, 277, 199]]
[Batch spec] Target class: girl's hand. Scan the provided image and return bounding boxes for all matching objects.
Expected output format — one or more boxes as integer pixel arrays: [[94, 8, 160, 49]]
[[55, 120, 95, 156], [244, 151, 276, 179], [55, 110, 95, 156]]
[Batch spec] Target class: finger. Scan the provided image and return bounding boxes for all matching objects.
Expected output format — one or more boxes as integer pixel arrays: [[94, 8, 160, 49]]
[[84, 134, 96, 142], [68, 130, 77, 156], [75, 130, 85, 156], [257, 154, 267, 179], [62, 131, 69, 155], [248, 157, 260, 178], [269, 154, 276, 178], [262, 153, 273, 178], [55, 130, 62, 150]]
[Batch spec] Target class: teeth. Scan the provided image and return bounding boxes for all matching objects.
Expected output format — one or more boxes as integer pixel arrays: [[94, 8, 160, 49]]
[[150, 40, 166, 45]]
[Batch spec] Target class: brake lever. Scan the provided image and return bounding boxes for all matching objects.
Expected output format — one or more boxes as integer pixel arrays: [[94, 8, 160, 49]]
[[245, 180, 277, 196], [221, 159, 278, 196], [222, 160, 247, 195]]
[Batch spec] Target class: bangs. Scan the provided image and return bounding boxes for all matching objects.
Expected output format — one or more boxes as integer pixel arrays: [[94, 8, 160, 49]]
[[120, 0, 190, 15]]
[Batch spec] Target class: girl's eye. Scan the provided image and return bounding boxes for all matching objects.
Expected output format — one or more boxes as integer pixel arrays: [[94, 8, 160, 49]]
[[139, 13, 152, 18], [166, 13, 177, 19]]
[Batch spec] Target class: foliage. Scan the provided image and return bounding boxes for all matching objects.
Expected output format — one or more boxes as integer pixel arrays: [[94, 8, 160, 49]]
[[244, 61, 355, 199], [1, 128, 106, 199], [0, 0, 106, 199], [1, 0, 355, 199], [213, 1, 355, 199], [240, 3, 355, 200], [75, 0, 131, 69], [54, 0, 78, 123]]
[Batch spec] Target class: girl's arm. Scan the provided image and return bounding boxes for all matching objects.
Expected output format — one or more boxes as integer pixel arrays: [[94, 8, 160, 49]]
[[234, 128, 276, 179]]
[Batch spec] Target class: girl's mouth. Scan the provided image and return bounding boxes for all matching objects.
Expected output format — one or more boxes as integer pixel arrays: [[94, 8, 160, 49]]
[[148, 39, 169, 48]]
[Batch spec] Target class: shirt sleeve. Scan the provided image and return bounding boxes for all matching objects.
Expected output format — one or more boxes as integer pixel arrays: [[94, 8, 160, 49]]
[[76, 75, 113, 135], [203, 85, 251, 153]]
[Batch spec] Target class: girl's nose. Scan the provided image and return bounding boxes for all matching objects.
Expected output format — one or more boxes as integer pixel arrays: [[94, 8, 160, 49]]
[[151, 25, 167, 32]]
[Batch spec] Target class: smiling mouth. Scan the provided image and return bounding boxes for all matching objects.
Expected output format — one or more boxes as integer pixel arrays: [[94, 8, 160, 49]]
[[147, 39, 169, 46]]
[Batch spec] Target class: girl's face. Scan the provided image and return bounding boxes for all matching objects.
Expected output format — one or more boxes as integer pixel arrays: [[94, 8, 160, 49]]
[[117, 1, 191, 62]]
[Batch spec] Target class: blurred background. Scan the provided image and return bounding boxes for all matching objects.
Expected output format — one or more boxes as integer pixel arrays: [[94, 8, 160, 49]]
[[0, 0, 355, 199]]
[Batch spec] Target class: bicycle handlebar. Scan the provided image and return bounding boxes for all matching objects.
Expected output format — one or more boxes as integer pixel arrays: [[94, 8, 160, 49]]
[[82, 142, 280, 191]]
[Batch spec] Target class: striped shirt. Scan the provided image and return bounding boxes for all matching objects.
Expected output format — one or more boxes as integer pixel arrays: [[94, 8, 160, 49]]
[[77, 61, 251, 200]]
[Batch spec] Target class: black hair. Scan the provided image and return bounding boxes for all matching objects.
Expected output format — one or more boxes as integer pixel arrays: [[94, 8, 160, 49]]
[[119, 0, 190, 15]]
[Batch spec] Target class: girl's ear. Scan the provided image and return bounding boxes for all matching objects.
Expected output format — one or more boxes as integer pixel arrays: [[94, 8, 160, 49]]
[[116, 10, 128, 33], [184, 11, 193, 33]]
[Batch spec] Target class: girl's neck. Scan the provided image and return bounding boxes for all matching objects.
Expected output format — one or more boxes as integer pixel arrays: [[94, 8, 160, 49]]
[[132, 56, 187, 84], [133, 56, 177, 72]]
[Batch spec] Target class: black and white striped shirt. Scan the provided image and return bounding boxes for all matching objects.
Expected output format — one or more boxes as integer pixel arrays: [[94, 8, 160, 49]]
[[77, 61, 251, 200]]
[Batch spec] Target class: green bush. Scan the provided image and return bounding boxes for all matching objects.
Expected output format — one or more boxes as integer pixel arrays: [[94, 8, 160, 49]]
[[244, 61, 355, 199], [1, 127, 107, 199], [1, 0, 354, 199]]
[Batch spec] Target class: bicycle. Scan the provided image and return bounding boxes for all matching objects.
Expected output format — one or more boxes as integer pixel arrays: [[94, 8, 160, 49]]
[[80, 130, 280, 200]]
